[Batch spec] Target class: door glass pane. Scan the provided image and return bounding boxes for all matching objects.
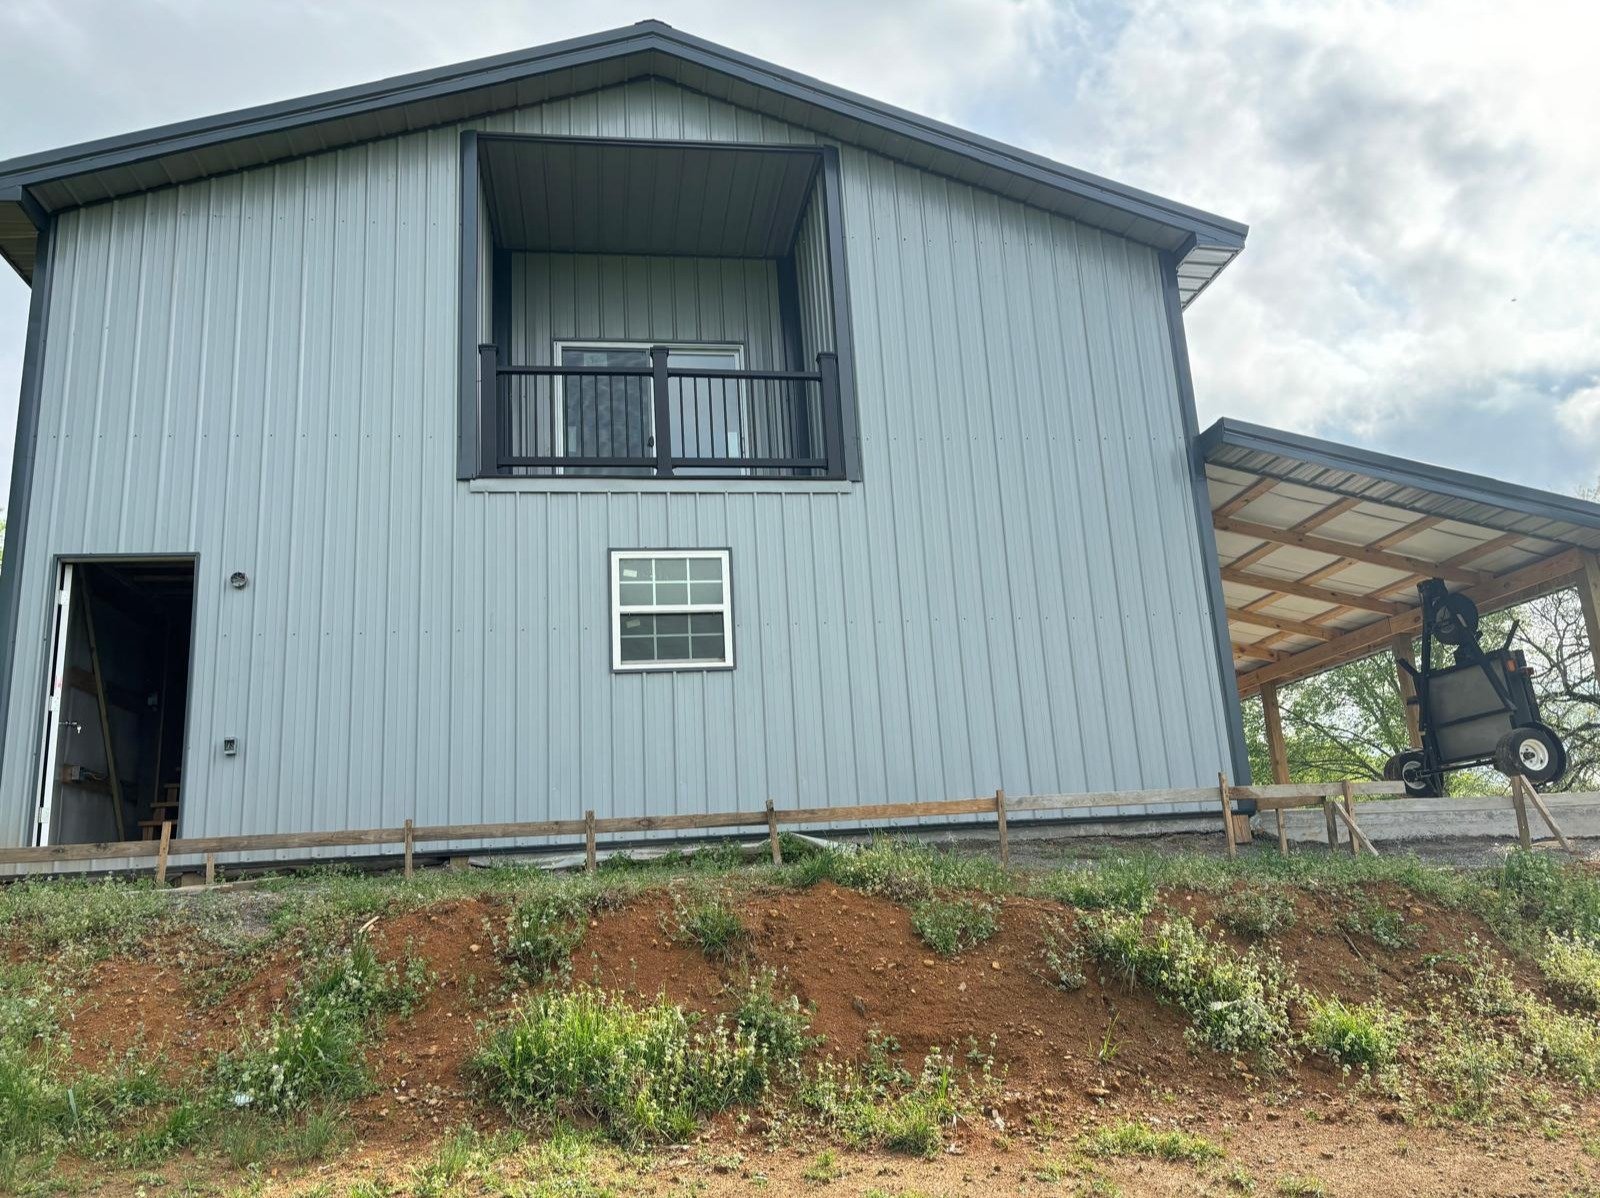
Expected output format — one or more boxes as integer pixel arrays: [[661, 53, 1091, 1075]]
[[560, 347, 651, 474]]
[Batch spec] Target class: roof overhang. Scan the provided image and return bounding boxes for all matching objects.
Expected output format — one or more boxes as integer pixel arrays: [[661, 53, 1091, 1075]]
[[1200, 419, 1600, 696], [0, 21, 1246, 296]]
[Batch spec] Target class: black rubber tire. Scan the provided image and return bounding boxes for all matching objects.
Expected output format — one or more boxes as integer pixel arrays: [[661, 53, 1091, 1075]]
[[1383, 749, 1437, 797], [1493, 724, 1564, 785]]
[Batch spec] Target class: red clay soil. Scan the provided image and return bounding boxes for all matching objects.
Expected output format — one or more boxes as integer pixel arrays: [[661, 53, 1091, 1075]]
[[352, 896, 510, 1148], [66, 954, 279, 1078]]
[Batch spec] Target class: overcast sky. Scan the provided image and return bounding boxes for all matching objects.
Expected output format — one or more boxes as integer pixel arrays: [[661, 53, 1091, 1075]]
[[2, 0, 1597, 499]]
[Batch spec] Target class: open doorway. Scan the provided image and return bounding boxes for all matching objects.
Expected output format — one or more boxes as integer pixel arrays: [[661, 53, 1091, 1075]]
[[32, 559, 196, 846]]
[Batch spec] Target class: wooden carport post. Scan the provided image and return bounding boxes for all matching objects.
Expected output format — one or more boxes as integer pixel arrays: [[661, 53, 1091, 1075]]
[[1260, 683, 1291, 852], [1391, 633, 1422, 750], [1577, 552, 1600, 690]]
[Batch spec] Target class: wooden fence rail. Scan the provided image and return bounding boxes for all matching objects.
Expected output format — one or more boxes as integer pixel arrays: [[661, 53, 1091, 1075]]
[[0, 777, 1471, 883]]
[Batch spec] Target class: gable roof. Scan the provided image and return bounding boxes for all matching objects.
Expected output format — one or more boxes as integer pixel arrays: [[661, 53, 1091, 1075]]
[[0, 20, 1247, 301]]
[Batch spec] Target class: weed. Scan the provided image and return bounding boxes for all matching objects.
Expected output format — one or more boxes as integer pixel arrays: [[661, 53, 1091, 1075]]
[[474, 987, 780, 1145], [910, 898, 997, 957], [734, 971, 819, 1067], [1082, 912, 1291, 1059], [410, 1125, 480, 1196], [1274, 1176, 1328, 1197], [1224, 1164, 1257, 1192], [505, 889, 589, 982], [797, 1045, 959, 1158], [1095, 1014, 1122, 1064], [1036, 860, 1154, 914], [803, 1148, 841, 1182], [808, 838, 1009, 903], [665, 889, 749, 962], [1081, 1120, 1222, 1164], [1489, 851, 1600, 944], [1040, 918, 1087, 991], [1337, 899, 1410, 950], [1541, 934, 1600, 1011], [215, 1002, 367, 1114], [1220, 887, 1296, 939], [1303, 996, 1403, 1071], [299, 933, 428, 1020], [216, 1106, 346, 1168]]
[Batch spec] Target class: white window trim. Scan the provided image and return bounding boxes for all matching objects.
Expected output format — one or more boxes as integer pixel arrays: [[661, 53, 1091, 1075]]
[[553, 342, 746, 468], [610, 548, 735, 673]]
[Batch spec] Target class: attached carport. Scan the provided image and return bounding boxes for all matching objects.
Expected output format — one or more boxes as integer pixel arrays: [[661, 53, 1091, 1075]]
[[1199, 419, 1600, 785]]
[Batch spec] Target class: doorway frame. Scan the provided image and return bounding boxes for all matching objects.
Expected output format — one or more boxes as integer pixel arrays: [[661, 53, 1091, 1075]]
[[28, 552, 202, 848]]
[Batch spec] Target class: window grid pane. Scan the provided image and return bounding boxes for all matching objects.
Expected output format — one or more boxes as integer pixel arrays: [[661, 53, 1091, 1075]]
[[613, 551, 731, 670]]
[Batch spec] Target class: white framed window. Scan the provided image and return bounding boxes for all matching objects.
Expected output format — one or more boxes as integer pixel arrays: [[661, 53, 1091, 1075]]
[[610, 549, 734, 672]]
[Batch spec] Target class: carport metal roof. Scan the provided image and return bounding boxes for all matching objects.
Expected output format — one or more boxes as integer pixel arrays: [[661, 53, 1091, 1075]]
[[1199, 419, 1600, 697]]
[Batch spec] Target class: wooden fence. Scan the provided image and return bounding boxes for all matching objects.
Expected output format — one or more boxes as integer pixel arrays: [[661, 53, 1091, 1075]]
[[0, 775, 1575, 884]]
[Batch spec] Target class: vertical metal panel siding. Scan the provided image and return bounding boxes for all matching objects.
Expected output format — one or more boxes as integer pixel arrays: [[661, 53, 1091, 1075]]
[[1, 78, 1230, 846]]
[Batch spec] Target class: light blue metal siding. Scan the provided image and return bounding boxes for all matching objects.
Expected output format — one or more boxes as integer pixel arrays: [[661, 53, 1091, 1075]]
[[509, 253, 784, 367], [1, 79, 1231, 846]]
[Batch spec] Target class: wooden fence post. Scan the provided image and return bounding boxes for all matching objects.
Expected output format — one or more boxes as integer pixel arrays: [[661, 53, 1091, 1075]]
[[765, 800, 782, 865], [1260, 683, 1290, 854], [402, 818, 414, 880], [1323, 797, 1339, 851], [155, 820, 172, 885], [203, 853, 216, 886], [1510, 779, 1533, 851], [995, 789, 1009, 867], [1341, 780, 1359, 857], [584, 810, 597, 873], [1217, 773, 1236, 859]]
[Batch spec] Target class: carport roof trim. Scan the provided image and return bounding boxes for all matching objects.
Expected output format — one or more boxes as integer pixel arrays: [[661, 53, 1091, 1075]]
[[1200, 418, 1600, 535]]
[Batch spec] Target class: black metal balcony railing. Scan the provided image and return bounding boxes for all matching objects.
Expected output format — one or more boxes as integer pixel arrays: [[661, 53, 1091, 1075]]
[[478, 344, 845, 479]]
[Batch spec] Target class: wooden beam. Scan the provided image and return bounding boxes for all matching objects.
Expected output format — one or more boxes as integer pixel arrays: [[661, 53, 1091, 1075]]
[[1214, 476, 1278, 518], [1260, 682, 1290, 854], [1214, 516, 1494, 586], [1391, 632, 1421, 749], [1236, 547, 1584, 694], [1234, 641, 1289, 663], [1446, 530, 1527, 565], [1219, 566, 1410, 616], [1226, 607, 1339, 641], [1370, 514, 1444, 550]]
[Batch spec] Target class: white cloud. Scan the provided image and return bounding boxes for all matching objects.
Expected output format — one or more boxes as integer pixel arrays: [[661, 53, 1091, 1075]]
[[1029, 0, 1600, 491]]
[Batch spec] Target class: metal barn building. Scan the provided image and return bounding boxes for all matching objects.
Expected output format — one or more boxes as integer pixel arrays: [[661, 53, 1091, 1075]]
[[1, 22, 1596, 858]]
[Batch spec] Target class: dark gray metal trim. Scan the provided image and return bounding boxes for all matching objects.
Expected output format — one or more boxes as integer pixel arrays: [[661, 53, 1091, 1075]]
[[492, 247, 512, 355], [819, 146, 863, 482], [1199, 418, 1600, 533], [1160, 248, 1251, 783], [458, 130, 480, 480], [0, 216, 56, 837], [0, 22, 1246, 249]]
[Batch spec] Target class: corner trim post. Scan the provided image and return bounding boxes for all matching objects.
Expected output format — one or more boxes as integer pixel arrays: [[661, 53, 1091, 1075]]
[[1159, 246, 1251, 784], [0, 215, 57, 839], [818, 145, 863, 481], [457, 129, 481, 480]]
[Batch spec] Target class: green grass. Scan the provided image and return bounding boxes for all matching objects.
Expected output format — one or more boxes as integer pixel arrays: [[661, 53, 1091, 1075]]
[[1303, 996, 1403, 1071], [665, 889, 750, 962], [1540, 933, 1600, 1011], [1274, 1175, 1328, 1197], [505, 888, 590, 982], [801, 838, 1010, 903], [1040, 917, 1087, 990], [216, 1105, 346, 1168], [1035, 859, 1155, 913], [1081, 912, 1292, 1059], [1081, 1120, 1223, 1164], [474, 986, 798, 1145], [796, 1047, 959, 1158], [1337, 899, 1411, 950], [1220, 887, 1297, 939], [910, 897, 998, 957]]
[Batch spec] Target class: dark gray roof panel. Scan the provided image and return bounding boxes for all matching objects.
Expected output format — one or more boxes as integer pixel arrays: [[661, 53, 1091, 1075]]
[[0, 22, 1246, 294], [1200, 418, 1600, 551]]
